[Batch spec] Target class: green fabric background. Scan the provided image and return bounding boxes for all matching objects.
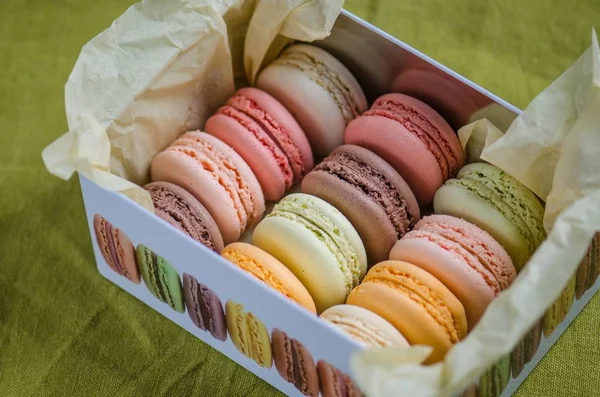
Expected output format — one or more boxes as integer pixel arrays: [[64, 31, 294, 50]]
[[1, 0, 599, 395]]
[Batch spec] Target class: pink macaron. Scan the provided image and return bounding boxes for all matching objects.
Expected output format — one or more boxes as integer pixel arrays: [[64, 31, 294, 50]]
[[345, 93, 465, 205], [390, 214, 516, 329], [205, 88, 313, 201], [151, 131, 265, 244]]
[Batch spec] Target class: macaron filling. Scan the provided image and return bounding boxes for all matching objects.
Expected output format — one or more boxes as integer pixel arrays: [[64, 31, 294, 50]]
[[145, 184, 217, 251], [322, 314, 394, 347], [166, 145, 248, 231], [365, 266, 465, 343], [373, 97, 461, 176], [222, 250, 293, 299], [314, 150, 416, 237], [268, 199, 362, 293], [363, 108, 450, 180], [274, 50, 361, 124], [227, 94, 307, 182], [215, 105, 294, 189]]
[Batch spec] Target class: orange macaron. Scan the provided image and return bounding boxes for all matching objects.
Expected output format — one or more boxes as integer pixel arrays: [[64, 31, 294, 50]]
[[222, 243, 317, 314], [347, 260, 467, 363]]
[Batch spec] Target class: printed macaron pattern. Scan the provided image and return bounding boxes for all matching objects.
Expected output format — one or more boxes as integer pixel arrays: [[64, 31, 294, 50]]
[[390, 215, 516, 329], [257, 44, 367, 156], [317, 360, 363, 397], [253, 194, 367, 313], [226, 301, 272, 368], [151, 131, 265, 244], [347, 260, 467, 363], [93, 214, 140, 283], [136, 245, 184, 312], [272, 328, 319, 397], [205, 87, 313, 201], [183, 273, 227, 341], [575, 232, 600, 299], [302, 145, 420, 264], [543, 274, 576, 337], [434, 163, 546, 270], [511, 319, 543, 378], [345, 93, 464, 205], [478, 355, 511, 397], [222, 243, 317, 313], [145, 182, 224, 252], [320, 304, 408, 348]]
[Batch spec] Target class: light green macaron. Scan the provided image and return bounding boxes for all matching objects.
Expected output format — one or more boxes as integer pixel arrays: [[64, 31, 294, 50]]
[[252, 193, 367, 313], [434, 163, 545, 270]]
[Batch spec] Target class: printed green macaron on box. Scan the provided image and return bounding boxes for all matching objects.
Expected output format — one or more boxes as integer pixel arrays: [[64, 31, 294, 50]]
[[43, 1, 600, 396]]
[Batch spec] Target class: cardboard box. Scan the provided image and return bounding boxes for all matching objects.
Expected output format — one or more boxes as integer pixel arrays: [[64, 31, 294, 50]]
[[81, 9, 600, 397]]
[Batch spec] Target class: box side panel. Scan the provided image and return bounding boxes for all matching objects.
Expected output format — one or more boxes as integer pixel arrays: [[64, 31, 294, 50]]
[[80, 175, 364, 397]]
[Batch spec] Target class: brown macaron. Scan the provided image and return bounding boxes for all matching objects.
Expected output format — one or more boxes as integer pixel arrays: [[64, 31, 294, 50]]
[[272, 329, 319, 397], [302, 145, 420, 264], [93, 214, 140, 283], [317, 360, 363, 397], [144, 182, 224, 252]]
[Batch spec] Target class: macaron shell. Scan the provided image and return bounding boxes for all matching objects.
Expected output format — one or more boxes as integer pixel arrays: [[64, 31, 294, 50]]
[[253, 215, 348, 313], [174, 132, 265, 227], [151, 148, 244, 244], [222, 243, 317, 314], [511, 319, 543, 378], [347, 261, 467, 363], [434, 183, 530, 269], [235, 87, 314, 179], [317, 360, 362, 397], [390, 236, 496, 329], [144, 182, 224, 252], [373, 93, 465, 176], [226, 301, 273, 368], [205, 110, 290, 201], [345, 114, 443, 205], [302, 145, 420, 264], [136, 245, 184, 312], [320, 304, 408, 348], [575, 233, 600, 299], [478, 355, 511, 397]]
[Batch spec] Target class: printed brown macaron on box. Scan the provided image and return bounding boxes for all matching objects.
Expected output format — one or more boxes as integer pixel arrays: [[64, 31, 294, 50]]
[[78, 9, 600, 397]]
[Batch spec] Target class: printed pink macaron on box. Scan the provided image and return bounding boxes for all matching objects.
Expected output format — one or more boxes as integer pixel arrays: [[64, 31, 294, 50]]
[[61, 6, 599, 397]]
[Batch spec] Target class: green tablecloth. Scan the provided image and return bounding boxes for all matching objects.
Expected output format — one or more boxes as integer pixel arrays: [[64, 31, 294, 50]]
[[1, 0, 599, 395]]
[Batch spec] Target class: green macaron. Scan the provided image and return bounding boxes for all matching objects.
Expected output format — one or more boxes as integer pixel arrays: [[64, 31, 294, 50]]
[[434, 163, 545, 270], [136, 244, 184, 312]]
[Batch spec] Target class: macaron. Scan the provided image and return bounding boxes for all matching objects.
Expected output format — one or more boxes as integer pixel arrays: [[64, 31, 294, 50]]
[[317, 360, 363, 397], [257, 44, 367, 156], [221, 243, 317, 314], [253, 194, 367, 313], [205, 87, 313, 201], [478, 355, 511, 397], [543, 274, 576, 337], [575, 232, 600, 299], [302, 145, 420, 264], [511, 319, 543, 378], [390, 215, 516, 329], [272, 328, 319, 397], [433, 163, 546, 270], [151, 131, 265, 244], [320, 304, 408, 348], [226, 300, 272, 368], [183, 273, 227, 341], [144, 182, 224, 252], [136, 244, 184, 312], [93, 214, 140, 283], [345, 93, 464, 205], [346, 260, 467, 363]]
